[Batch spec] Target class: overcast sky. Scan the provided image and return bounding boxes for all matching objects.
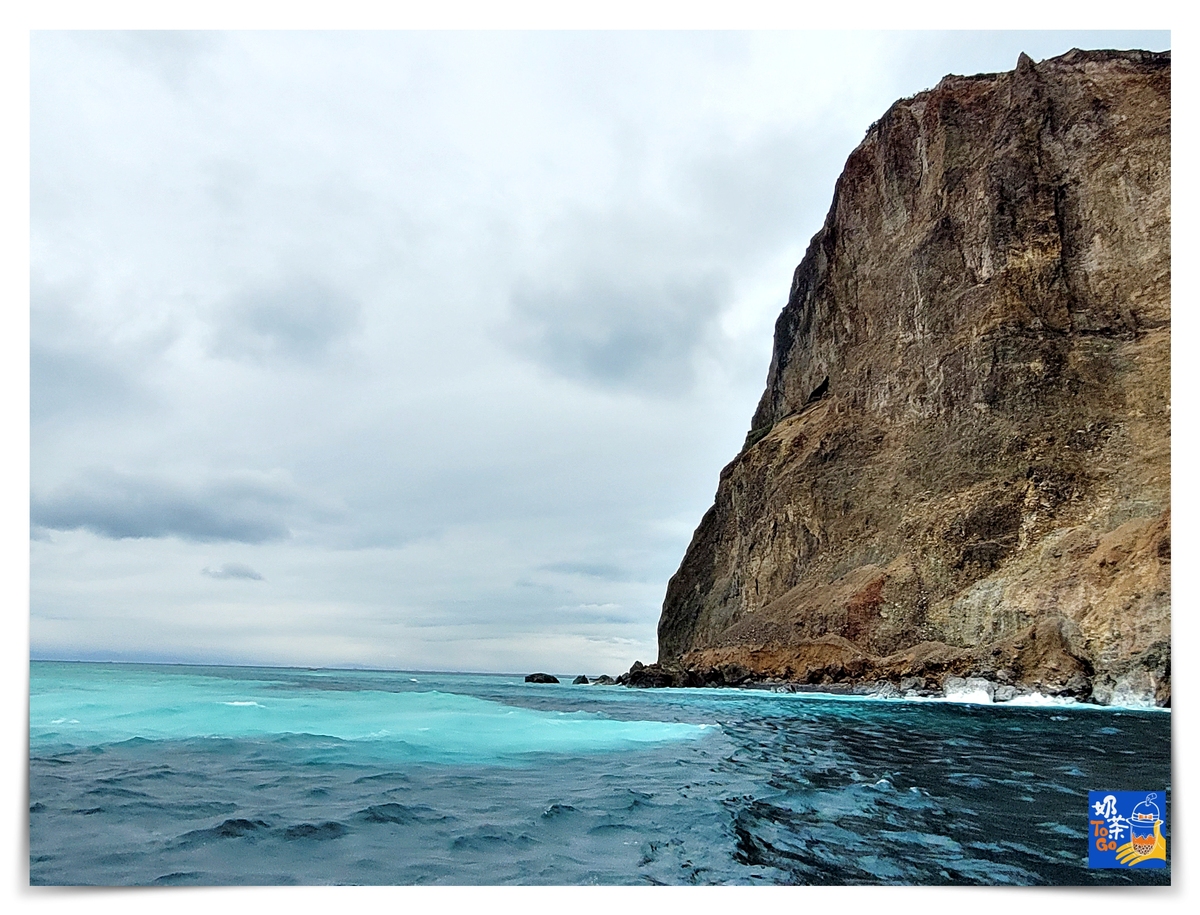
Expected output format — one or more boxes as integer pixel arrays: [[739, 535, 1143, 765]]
[[29, 29, 1171, 675]]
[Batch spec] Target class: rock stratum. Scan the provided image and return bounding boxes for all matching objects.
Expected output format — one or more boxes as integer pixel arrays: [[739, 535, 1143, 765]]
[[649, 49, 1170, 706]]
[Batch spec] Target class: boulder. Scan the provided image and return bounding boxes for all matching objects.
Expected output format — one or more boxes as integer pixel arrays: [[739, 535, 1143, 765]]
[[621, 662, 676, 688], [854, 681, 901, 699], [524, 673, 559, 684], [993, 685, 1019, 703]]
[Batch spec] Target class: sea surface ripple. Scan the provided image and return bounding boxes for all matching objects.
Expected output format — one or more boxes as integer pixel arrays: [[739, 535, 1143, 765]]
[[29, 661, 1170, 885]]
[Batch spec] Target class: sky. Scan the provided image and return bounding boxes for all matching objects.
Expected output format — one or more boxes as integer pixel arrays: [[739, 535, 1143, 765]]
[[27, 29, 1173, 675]]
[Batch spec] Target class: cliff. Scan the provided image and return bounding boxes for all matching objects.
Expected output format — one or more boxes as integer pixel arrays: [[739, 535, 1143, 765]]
[[651, 49, 1170, 706]]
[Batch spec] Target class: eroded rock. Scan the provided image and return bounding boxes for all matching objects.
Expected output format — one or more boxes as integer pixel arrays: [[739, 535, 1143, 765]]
[[654, 50, 1171, 706]]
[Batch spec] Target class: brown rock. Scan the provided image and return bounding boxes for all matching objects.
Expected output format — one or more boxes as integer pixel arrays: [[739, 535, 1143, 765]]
[[656, 49, 1170, 706]]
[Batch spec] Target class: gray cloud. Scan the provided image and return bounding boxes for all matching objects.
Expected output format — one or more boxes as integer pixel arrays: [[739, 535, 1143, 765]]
[[540, 561, 631, 581], [28, 274, 170, 424], [201, 562, 265, 581], [31, 470, 303, 543], [500, 127, 837, 396], [210, 278, 361, 364], [31, 344, 143, 423], [507, 271, 728, 394]]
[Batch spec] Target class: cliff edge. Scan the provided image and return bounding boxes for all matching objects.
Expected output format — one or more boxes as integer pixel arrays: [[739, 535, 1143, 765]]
[[652, 49, 1170, 706]]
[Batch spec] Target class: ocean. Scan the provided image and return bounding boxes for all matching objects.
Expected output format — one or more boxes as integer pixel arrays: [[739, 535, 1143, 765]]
[[28, 660, 1170, 886]]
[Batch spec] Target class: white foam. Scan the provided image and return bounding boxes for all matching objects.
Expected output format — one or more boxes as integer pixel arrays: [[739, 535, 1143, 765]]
[[1100, 698, 1171, 713], [942, 687, 996, 705], [1003, 693, 1079, 708], [1107, 688, 1159, 710], [746, 686, 1166, 713], [221, 701, 264, 707]]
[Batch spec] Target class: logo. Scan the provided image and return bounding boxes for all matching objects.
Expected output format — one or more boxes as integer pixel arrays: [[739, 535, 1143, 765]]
[[1088, 791, 1167, 868]]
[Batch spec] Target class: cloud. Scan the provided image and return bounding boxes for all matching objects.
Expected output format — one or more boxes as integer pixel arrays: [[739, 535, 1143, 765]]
[[201, 562, 265, 581], [500, 126, 837, 397], [540, 561, 630, 581], [31, 469, 304, 543], [209, 278, 362, 364], [507, 267, 729, 394], [98, 30, 223, 94], [31, 343, 144, 423], [28, 275, 172, 424]]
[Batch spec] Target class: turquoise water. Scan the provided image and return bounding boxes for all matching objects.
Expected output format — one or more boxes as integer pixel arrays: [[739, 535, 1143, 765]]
[[29, 661, 1171, 885], [30, 663, 708, 763]]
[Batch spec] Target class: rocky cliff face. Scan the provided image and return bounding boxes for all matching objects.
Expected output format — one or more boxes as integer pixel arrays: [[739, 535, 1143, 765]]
[[654, 49, 1170, 706]]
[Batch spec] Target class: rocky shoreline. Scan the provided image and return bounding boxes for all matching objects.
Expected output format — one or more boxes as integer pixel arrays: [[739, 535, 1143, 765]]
[[525, 658, 1161, 710], [616, 664, 1054, 703], [611, 660, 1103, 704], [529, 658, 1165, 708], [648, 614, 1167, 707]]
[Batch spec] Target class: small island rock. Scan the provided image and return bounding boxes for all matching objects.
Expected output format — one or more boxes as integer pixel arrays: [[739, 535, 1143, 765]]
[[524, 673, 559, 683]]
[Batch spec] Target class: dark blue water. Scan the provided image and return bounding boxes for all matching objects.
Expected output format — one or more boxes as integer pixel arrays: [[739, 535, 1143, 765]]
[[29, 661, 1171, 885]]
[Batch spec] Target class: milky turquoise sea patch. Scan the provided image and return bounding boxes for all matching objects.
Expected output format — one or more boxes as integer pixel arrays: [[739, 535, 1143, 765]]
[[30, 662, 712, 765]]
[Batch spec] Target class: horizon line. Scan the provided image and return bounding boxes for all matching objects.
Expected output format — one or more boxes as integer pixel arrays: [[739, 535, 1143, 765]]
[[27, 655, 604, 679]]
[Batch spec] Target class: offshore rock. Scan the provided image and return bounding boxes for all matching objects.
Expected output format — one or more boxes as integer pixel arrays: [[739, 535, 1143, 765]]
[[618, 662, 678, 688], [656, 49, 1170, 706], [524, 673, 560, 684]]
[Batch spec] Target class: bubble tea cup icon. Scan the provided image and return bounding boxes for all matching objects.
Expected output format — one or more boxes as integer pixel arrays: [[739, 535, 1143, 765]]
[[1130, 793, 1161, 856]]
